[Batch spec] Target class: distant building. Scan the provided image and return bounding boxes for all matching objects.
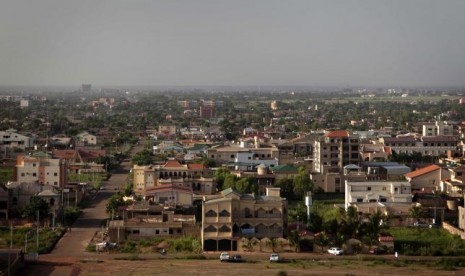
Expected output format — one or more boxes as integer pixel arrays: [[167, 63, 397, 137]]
[[81, 84, 92, 92], [76, 131, 97, 146], [270, 101, 278, 110], [200, 105, 214, 119], [380, 135, 458, 156], [20, 100, 29, 108], [422, 121, 454, 136]]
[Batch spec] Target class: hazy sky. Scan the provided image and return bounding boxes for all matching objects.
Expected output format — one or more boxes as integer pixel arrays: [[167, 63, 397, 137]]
[[1, 0, 465, 87]]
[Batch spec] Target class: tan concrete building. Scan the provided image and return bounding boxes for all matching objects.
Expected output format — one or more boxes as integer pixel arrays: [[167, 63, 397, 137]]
[[202, 187, 287, 251], [108, 210, 198, 242], [405, 164, 450, 193], [15, 155, 67, 188], [133, 160, 215, 196]]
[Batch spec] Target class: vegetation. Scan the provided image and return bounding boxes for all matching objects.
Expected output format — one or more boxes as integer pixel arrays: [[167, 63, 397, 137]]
[[22, 196, 50, 220], [0, 226, 63, 254], [389, 227, 465, 256]]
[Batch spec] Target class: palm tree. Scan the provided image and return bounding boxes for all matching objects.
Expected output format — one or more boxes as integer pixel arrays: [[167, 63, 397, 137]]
[[241, 238, 257, 252]]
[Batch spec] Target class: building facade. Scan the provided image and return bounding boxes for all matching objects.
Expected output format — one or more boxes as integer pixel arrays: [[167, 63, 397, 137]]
[[202, 187, 287, 251]]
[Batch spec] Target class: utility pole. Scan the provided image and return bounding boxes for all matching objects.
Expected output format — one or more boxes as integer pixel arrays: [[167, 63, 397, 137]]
[[36, 210, 39, 254]]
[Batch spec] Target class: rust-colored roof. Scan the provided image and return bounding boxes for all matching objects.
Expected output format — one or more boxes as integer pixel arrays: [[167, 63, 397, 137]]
[[405, 164, 440, 178], [78, 149, 106, 159], [324, 130, 349, 138], [187, 163, 205, 170], [52, 150, 76, 159], [384, 146, 392, 155], [146, 184, 192, 193], [379, 236, 394, 242], [163, 160, 184, 168]]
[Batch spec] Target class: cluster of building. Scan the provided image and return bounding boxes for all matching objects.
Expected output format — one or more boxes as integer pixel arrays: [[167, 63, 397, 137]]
[[117, 118, 465, 251]]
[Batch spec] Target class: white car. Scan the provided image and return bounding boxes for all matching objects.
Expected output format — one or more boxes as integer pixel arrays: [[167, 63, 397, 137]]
[[219, 252, 230, 261], [269, 253, 280, 262], [328, 247, 344, 255]]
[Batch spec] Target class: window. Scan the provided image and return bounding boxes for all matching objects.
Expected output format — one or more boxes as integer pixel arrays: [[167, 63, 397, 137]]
[[357, 198, 363, 202], [54, 173, 58, 176], [367, 187, 371, 191], [33, 173, 37, 177], [230, 154, 235, 158]]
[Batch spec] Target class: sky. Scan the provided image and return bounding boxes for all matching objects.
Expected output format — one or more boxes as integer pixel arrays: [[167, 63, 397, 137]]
[[1, 0, 465, 88]]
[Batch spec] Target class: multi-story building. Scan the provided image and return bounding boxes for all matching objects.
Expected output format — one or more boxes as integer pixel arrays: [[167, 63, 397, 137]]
[[380, 135, 458, 156], [199, 105, 214, 119], [15, 155, 67, 188], [422, 121, 454, 137], [177, 100, 198, 109], [133, 160, 215, 197], [277, 136, 314, 165], [108, 210, 198, 242], [345, 180, 412, 208], [207, 140, 279, 171], [0, 129, 35, 149], [310, 130, 360, 192], [313, 130, 360, 173], [202, 187, 287, 251]]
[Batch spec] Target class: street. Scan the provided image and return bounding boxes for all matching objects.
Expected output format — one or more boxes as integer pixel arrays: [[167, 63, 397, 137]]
[[19, 143, 144, 275]]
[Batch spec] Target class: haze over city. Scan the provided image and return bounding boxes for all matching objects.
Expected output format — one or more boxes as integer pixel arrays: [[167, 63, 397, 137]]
[[1, 0, 465, 88]]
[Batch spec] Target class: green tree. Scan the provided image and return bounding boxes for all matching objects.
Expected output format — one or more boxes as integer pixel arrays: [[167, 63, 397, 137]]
[[106, 193, 124, 215], [274, 178, 294, 199], [293, 167, 313, 198], [23, 196, 50, 220], [131, 149, 153, 165], [410, 205, 423, 223], [214, 167, 231, 190]]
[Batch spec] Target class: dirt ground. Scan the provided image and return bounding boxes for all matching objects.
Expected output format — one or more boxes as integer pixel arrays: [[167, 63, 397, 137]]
[[18, 252, 465, 276]]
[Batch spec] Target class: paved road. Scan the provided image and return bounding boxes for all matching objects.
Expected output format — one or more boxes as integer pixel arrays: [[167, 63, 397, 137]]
[[49, 143, 143, 258]]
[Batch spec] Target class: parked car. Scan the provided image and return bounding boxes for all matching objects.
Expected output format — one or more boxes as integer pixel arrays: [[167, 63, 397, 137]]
[[413, 221, 429, 228], [328, 247, 344, 255], [269, 253, 280, 262], [232, 254, 243, 262], [219, 252, 230, 262], [369, 247, 386, 255]]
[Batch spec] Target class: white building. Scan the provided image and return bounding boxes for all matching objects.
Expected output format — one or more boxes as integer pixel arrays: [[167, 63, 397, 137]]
[[422, 121, 454, 137], [16, 155, 67, 188], [345, 180, 412, 208], [0, 129, 35, 149], [76, 131, 97, 146]]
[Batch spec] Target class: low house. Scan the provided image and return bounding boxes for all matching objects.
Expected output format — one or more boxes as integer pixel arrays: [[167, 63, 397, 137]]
[[145, 184, 193, 208], [345, 180, 412, 207], [441, 165, 465, 196], [107, 210, 198, 242], [405, 164, 450, 193], [76, 131, 97, 146]]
